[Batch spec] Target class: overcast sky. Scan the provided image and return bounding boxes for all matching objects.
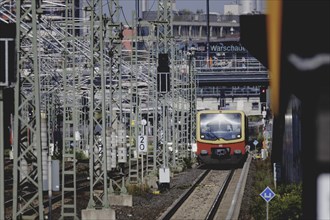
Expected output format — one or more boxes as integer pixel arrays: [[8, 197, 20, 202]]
[[118, 0, 236, 22]]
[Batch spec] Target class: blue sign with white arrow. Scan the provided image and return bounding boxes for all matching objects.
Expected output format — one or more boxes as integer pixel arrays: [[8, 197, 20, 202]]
[[260, 186, 276, 203]]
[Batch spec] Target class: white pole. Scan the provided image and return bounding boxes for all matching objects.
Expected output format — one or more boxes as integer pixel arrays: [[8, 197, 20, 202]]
[[141, 124, 145, 184], [48, 154, 52, 219], [273, 163, 277, 189]]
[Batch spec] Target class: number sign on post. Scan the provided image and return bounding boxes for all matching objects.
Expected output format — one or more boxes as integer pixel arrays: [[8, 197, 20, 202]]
[[138, 135, 148, 154]]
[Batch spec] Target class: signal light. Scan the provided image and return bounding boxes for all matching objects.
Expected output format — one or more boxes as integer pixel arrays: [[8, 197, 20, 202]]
[[157, 53, 170, 92]]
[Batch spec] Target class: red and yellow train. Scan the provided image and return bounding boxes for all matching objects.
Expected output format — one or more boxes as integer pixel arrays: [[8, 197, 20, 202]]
[[196, 110, 249, 165]]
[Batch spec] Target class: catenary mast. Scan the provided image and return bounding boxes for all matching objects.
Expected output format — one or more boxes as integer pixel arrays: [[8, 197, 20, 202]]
[[13, 0, 44, 218]]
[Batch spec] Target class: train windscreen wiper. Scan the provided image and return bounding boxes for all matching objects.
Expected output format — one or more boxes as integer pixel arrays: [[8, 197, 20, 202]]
[[207, 131, 221, 141]]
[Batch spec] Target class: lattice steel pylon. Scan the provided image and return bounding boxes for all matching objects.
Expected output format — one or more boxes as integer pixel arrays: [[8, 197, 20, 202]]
[[86, 0, 110, 209], [128, 14, 140, 184], [105, 0, 126, 173], [12, 0, 44, 219], [189, 56, 197, 158], [156, 0, 173, 54], [60, 0, 79, 218], [145, 34, 158, 175], [171, 53, 185, 168], [155, 0, 175, 172]]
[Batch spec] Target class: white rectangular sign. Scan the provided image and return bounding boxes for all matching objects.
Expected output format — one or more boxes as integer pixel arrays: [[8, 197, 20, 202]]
[[138, 135, 148, 153]]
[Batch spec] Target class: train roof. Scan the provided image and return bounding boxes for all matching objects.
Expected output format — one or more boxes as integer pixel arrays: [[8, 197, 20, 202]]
[[197, 109, 246, 115]]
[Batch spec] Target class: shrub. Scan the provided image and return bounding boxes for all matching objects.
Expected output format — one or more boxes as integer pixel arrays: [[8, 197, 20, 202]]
[[183, 157, 193, 169], [245, 158, 302, 220], [75, 149, 88, 160], [270, 184, 302, 220], [127, 183, 150, 196]]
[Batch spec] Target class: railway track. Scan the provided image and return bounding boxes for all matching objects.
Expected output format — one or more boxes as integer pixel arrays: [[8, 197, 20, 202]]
[[4, 155, 251, 219], [3, 158, 150, 218], [159, 155, 252, 220]]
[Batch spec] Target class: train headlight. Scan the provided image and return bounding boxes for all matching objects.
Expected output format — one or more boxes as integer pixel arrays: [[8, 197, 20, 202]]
[[234, 150, 242, 155], [201, 150, 208, 155]]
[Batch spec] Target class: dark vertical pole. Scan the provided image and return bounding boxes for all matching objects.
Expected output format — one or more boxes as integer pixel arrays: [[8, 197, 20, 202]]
[[136, 0, 140, 19], [136, 0, 140, 36], [206, 0, 210, 67]]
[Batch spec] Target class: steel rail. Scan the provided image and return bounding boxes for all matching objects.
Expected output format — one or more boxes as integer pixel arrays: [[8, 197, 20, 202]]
[[205, 169, 235, 220], [158, 167, 211, 220]]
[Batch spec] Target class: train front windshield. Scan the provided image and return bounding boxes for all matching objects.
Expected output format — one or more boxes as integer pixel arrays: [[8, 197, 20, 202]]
[[200, 113, 242, 141]]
